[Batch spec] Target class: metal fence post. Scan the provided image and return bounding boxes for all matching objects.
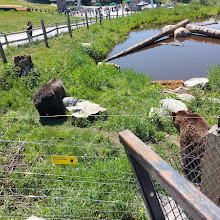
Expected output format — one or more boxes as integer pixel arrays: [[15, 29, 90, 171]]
[[0, 41, 7, 63], [122, 8, 124, 17], [67, 13, 72, 38], [109, 11, 111, 20], [117, 9, 118, 18], [76, 19, 78, 28], [85, 11, 89, 30], [41, 19, 49, 47], [95, 14, 97, 23]]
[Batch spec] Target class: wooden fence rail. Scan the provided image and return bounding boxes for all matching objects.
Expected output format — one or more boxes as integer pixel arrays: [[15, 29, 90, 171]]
[[0, 12, 133, 63]]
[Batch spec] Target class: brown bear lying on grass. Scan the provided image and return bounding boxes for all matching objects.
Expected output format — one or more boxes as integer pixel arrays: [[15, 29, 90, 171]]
[[171, 110, 211, 184], [34, 78, 67, 116]]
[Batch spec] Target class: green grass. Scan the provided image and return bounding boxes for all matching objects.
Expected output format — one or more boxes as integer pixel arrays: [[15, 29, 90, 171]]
[[0, 3, 220, 219]]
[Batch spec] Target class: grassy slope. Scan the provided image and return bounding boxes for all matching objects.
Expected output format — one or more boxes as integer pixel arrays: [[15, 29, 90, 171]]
[[0, 4, 220, 219]]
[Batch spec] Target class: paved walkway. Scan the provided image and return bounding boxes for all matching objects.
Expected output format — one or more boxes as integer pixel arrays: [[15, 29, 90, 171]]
[[0, 7, 132, 49]]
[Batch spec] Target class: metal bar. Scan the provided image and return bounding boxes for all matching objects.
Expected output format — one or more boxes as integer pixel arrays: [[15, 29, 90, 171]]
[[56, 23, 59, 36], [126, 151, 165, 220], [119, 129, 220, 220]]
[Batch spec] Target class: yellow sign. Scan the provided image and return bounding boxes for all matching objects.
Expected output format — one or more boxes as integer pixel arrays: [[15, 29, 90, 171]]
[[51, 156, 77, 165]]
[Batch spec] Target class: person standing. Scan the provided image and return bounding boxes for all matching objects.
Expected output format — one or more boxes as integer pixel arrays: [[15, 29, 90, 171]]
[[27, 21, 33, 38]]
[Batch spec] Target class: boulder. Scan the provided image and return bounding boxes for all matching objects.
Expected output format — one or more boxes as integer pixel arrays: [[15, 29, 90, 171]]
[[98, 62, 120, 69], [63, 97, 106, 118], [149, 107, 168, 118], [177, 94, 194, 102], [14, 54, 34, 77], [174, 27, 191, 38], [184, 77, 209, 89], [160, 98, 188, 112]]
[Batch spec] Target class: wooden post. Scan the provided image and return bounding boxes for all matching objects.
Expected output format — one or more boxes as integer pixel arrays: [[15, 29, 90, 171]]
[[85, 11, 89, 30], [56, 22, 59, 36], [67, 13, 72, 38], [0, 41, 7, 63], [4, 34, 9, 46], [99, 12, 102, 25], [41, 19, 49, 47]]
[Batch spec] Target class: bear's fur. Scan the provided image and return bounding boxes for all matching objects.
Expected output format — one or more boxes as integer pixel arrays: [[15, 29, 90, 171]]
[[171, 110, 211, 184], [34, 78, 67, 116]]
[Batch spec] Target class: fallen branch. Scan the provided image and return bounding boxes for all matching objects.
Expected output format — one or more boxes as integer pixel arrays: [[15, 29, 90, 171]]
[[106, 19, 190, 61], [185, 24, 220, 39], [158, 42, 183, 46], [199, 22, 218, 26]]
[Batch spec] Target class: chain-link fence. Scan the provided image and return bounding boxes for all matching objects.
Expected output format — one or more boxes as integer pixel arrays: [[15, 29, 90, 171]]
[[120, 128, 220, 220]]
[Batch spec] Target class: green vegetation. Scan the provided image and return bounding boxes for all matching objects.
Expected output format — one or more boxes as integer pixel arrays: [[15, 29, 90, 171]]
[[0, 11, 69, 34], [208, 65, 220, 94], [0, 3, 220, 219]]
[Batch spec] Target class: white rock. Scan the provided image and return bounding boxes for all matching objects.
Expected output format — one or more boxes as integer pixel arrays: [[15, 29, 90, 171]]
[[63, 97, 78, 107], [207, 97, 220, 104], [82, 43, 91, 47], [65, 99, 106, 118], [177, 94, 194, 102], [26, 216, 45, 220], [184, 77, 209, 89], [98, 62, 120, 69], [149, 107, 168, 118], [160, 98, 188, 112], [174, 27, 191, 38]]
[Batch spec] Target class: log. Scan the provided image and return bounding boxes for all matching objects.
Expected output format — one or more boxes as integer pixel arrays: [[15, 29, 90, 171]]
[[106, 19, 190, 61], [185, 24, 220, 39]]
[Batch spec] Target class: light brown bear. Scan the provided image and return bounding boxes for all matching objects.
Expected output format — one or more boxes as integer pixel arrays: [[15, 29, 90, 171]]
[[171, 110, 211, 184], [34, 78, 67, 116]]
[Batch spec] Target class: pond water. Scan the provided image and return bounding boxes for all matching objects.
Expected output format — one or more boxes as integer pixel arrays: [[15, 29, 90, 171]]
[[108, 18, 220, 81]]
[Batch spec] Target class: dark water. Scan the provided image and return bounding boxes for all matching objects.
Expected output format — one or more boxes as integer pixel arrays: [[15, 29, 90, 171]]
[[108, 18, 220, 81]]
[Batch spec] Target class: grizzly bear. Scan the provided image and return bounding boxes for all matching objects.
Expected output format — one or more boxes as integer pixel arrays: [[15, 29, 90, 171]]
[[34, 78, 67, 116], [171, 110, 211, 184]]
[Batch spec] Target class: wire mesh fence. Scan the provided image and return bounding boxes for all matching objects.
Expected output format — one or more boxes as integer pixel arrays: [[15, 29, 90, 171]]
[[150, 126, 220, 219], [120, 128, 220, 220], [0, 138, 148, 219]]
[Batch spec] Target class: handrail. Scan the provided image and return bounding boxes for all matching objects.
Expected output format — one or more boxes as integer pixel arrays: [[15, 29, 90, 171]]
[[119, 129, 220, 220]]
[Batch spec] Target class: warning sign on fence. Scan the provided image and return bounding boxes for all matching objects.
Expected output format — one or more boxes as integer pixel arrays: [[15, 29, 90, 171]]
[[51, 156, 77, 165]]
